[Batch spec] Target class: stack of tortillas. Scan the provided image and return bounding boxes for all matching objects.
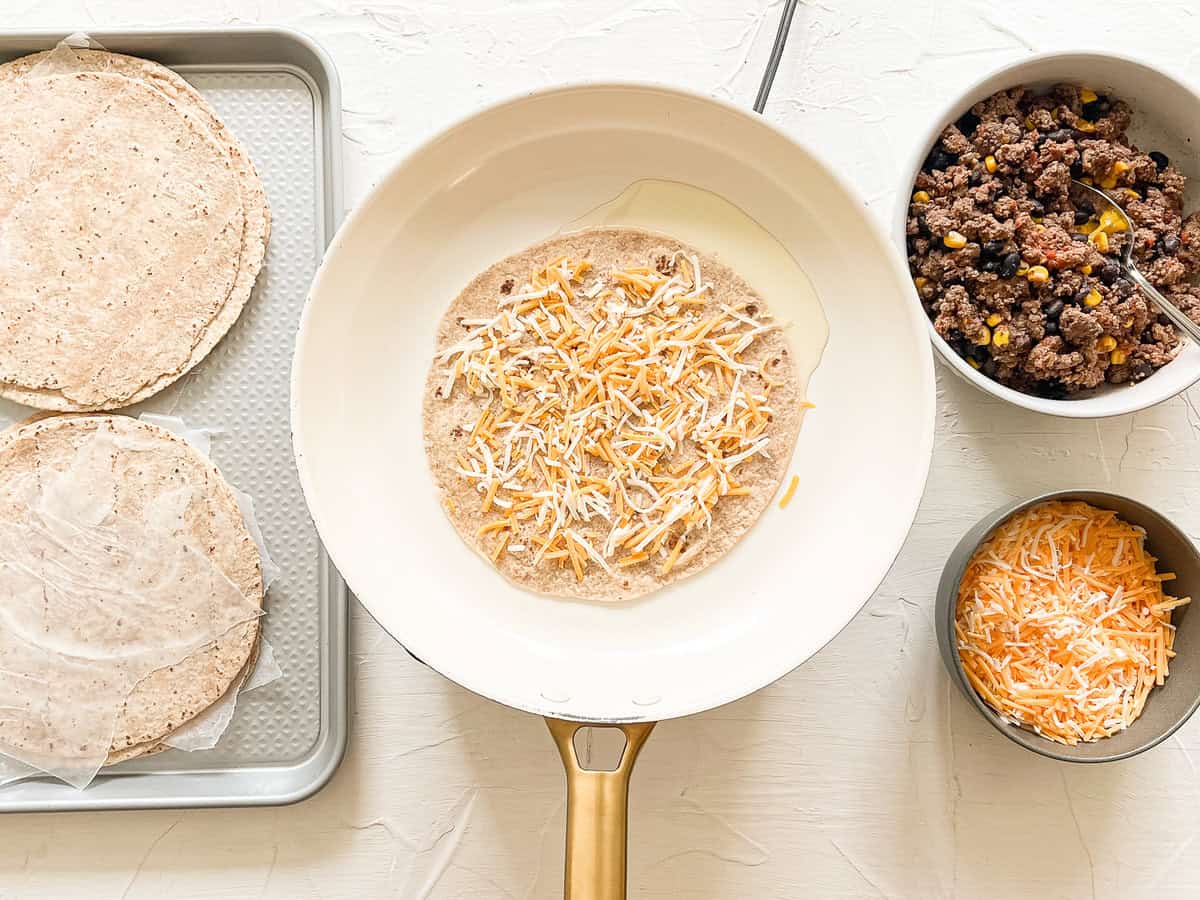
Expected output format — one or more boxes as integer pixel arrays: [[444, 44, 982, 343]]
[[0, 46, 270, 411], [0, 414, 264, 785], [0, 43, 271, 785]]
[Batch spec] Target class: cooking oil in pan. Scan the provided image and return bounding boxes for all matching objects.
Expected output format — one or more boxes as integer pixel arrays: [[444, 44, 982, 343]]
[[560, 178, 828, 399]]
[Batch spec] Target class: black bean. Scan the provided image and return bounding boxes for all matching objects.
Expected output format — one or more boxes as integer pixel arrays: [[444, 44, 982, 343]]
[[1072, 232, 1090, 242], [982, 358, 997, 378], [1081, 100, 1104, 121], [1070, 161, 1085, 179], [1000, 252, 1022, 278], [1159, 313, 1173, 327], [1100, 260, 1121, 283], [982, 258, 1001, 274], [1029, 200, 1045, 218], [916, 213, 929, 235], [1044, 319, 1059, 336], [1164, 233, 1180, 254], [1149, 150, 1169, 170], [1042, 380, 1068, 399], [1046, 129, 1072, 143], [1046, 299, 1065, 319], [956, 110, 981, 136], [969, 170, 984, 186], [971, 346, 989, 364], [1074, 210, 1092, 225], [924, 148, 957, 172], [1073, 287, 1092, 305], [982, 239, 1006, 258], [1076, 199, 1094, 216], [906, 236, 918, 255]]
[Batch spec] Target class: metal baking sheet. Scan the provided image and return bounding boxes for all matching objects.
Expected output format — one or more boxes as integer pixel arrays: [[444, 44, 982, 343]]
[[0, 28, 347, 812]]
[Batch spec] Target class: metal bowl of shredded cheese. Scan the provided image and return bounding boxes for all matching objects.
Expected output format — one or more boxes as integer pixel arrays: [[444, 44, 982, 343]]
[[936, 491, 1200, 762]]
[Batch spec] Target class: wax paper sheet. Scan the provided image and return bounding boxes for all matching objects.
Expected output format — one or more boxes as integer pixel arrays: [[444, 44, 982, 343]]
[[0, 415, 280, 788]]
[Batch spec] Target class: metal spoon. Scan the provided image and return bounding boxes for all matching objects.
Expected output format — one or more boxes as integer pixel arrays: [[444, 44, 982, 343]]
[[1071, 178, 1200, 343]]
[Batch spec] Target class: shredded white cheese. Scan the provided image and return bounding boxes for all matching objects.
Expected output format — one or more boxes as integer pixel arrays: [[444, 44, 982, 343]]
[[437, 254, 780, 581]]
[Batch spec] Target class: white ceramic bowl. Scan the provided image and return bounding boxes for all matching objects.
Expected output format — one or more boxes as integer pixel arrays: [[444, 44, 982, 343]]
[[894, 51, 1200, 418]]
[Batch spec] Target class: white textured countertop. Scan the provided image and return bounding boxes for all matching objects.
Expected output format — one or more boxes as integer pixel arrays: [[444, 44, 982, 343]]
[[5, 1, 1200, 897]]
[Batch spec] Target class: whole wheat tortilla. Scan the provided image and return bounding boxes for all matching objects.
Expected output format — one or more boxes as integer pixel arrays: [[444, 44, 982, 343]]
[[0, 48, 271, 409], [104, 639, 262, 766], [423, 227, 804, 602], [0, 49, 270, 411], [0, 414, 263, 771]]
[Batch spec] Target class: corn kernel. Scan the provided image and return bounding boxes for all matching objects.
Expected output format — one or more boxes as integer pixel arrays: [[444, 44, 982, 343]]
[[1081, 264, 1093, 275], [986, 312, 1003, 327], [1081, 88, 1099, 103], [1110, 349, 1128, 365], [1024, 115, 1035, 130], [1123, 188, 1140, 201], [1081, 176, 1094, 185], [985, 155, 998, 174], [1085, 289, 1103, 307], [974, 326, 992, 346], [912, 190, 931, 204], [944, 230, 968, 249], [913, 276, 929, 289], [1099, 160, 1130, 190], [1089, 229, 1110, 253], [1075, 120, 1096, 133], [992, 327, 1010, 347], [1099, 208, 1128, 233], [1016, 265, 1029, 276], [967, 357, 982, 370], [1026, 265, 1050, 283], [1098, 335, 1118, 352]]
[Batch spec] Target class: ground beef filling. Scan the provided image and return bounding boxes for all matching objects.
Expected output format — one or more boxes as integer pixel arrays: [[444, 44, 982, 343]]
[[908, 83, 1200, 397]]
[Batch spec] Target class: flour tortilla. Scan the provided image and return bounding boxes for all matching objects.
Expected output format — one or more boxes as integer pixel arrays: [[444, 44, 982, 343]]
[[422, 227, 804, 602], [0, 48, 270, 411], [104, 639, 262, 765], [0, 415, 263, 771], [0, 48, 271, 408]]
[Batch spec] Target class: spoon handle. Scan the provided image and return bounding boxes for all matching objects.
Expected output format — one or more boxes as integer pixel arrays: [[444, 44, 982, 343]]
[[1124, 264, 1200, 344]]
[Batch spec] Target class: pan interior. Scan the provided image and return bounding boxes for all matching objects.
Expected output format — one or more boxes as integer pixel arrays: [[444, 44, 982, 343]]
[[293, 85, 934, 722]]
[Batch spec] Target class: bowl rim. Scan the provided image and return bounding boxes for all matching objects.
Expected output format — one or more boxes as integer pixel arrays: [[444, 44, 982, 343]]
[[894, 48, 1200, 419], [937, 488, 1200, 763]]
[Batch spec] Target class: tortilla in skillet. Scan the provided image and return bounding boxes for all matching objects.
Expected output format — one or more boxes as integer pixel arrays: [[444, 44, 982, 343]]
[[0, 415, 263, 777], [0, 48, 270, 411], [423, 227, 804, 602]]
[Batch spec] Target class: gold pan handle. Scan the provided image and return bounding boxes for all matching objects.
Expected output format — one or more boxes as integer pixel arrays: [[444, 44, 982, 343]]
[[545, 718, 657, 900]]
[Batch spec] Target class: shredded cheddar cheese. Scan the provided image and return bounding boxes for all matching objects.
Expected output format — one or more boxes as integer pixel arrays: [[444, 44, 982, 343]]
[[779, 474, 799, 509], [435, 252, 782, 581], [956, 500, 1190, 745]]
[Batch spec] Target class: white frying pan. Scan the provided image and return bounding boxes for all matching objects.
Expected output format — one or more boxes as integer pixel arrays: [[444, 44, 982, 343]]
[[292, 83, 934, 899]]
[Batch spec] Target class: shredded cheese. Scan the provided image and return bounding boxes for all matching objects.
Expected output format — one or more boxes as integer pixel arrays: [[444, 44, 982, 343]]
[[955, 500, 1190, 745], [778, 474, 799, 510], [434, 252, 781, 581]]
